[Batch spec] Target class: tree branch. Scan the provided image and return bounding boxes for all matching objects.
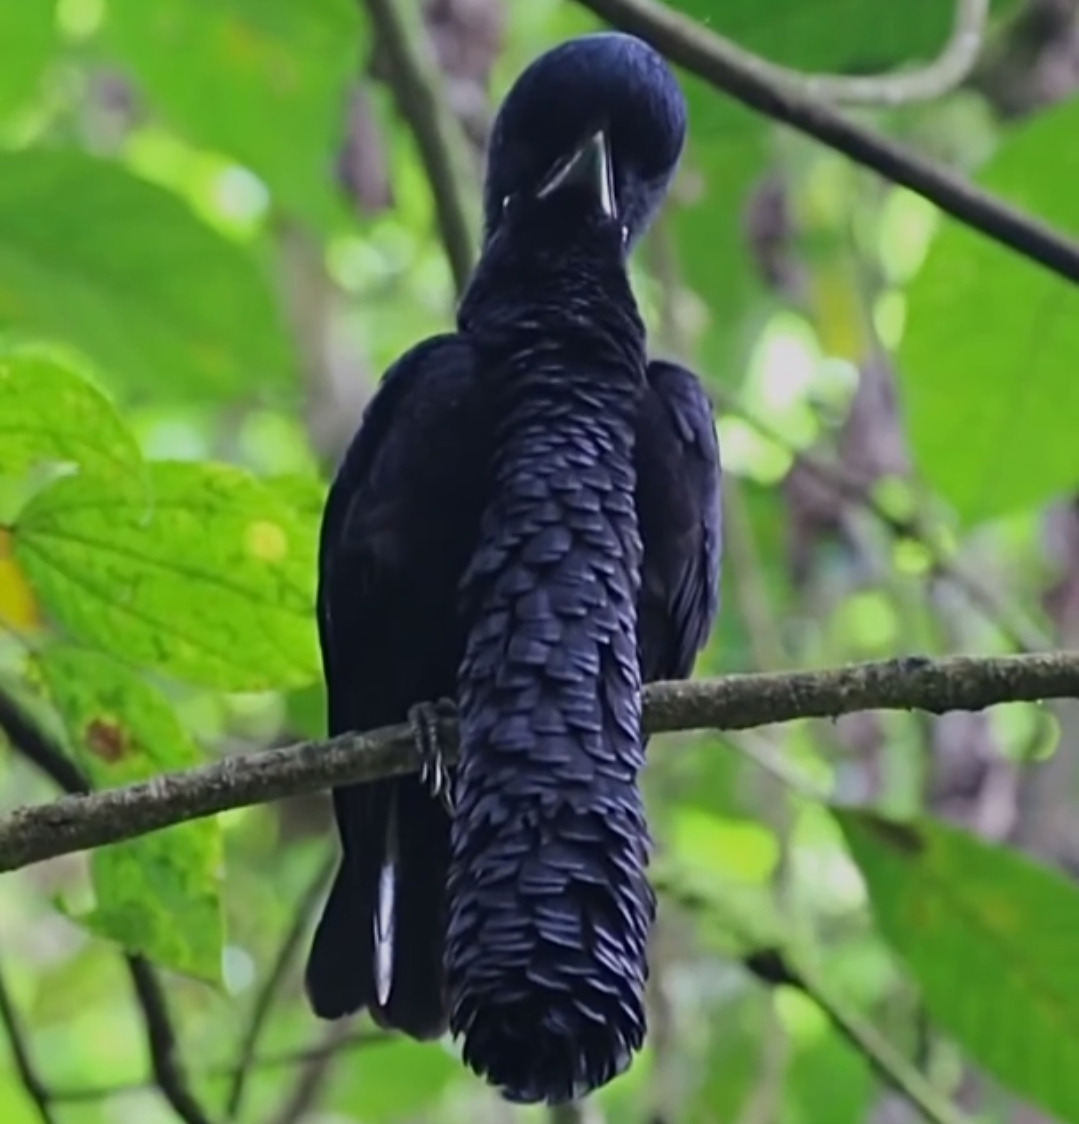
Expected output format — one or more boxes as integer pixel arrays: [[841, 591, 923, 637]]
[[361, 0, 479, 294], [1, 654, 1076, 873], [0, 688, 87, 794], [573, 0, 1079, 286]]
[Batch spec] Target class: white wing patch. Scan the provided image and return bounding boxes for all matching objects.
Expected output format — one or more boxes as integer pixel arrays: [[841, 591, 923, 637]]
[[374, 794, 398, 1006]]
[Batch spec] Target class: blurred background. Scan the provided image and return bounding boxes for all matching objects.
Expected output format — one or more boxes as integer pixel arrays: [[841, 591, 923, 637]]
[[0, 1, 1078, 1122]]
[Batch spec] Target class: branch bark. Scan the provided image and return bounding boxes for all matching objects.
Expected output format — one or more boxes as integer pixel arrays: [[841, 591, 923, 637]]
[[573, 0, 1079, 285], [1, 653, 1077, 874], [361, 0, 480, 293]]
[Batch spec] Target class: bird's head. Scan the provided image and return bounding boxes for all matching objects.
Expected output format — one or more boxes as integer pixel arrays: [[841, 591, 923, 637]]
[[481, 32, 687, 253]]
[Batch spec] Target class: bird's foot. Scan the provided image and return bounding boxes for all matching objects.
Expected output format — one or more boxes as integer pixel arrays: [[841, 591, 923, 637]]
[[407, 698, 457, 814]]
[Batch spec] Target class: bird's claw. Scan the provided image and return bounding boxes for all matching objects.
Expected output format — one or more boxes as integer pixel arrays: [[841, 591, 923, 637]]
[[408, 698, 456, 814]]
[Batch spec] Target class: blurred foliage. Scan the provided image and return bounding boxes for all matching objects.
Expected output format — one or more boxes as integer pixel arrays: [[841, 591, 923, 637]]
[[0, 2, 1077, 1124]]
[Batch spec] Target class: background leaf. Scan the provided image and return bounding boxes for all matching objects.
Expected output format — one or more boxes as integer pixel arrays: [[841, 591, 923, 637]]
[[102, 0, 363, 228], [0, 0, 56, 120], [898, 99, 1079, 523], [0, 343, 143, 481], [0, 528, 41, 632], [0, 2, 1076, 1120], [0, 151, 294, 400], [326, 1039, 460, 1123], [837, 807, 1079, 1123], [666, 0, 1017, 379], [13, 461, 320, 690], [39, 646, 224, 983]]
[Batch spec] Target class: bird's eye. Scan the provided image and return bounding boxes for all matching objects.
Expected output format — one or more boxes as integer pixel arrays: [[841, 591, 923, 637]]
[[501, 194, 514, 215], [620, 224, 630, 246]]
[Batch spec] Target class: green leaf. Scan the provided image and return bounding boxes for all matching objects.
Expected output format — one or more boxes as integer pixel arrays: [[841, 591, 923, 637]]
[[899, 99, 1079, 522], [14, 461, 320, 690], [786, 1028, 874, 1124], [0, 342, 143, 481], [327, 1038, 459, 1123], [102, 0, 362, 227], [0, 150, 293, 399], [687, 991, 771, 1124], [0, 0, 56, 119], [38, 646, 223, 983], [836, 807, 1079, 1122]]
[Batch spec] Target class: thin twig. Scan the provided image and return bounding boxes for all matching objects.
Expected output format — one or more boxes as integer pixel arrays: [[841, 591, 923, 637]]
[[1, 654, 1078, 872], [266, 1023, 354, 1124], [800, 0, 989, 106], [708, 383, 1050, 653], [0, 685, 217, 1124], [0, 955, 59, 1124], [744, 950, 970, 1124], [0, 687, 86, 794], [127, 956, 216, 1124], [49, 1028, 389, 1105], [361, 0, 479, 294], [574, 0, 1079, 285], [224, 851, 336, 1120], [723, 476, 796, 1124]]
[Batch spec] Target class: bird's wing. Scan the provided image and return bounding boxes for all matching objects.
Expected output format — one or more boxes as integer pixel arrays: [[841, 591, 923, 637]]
[[636, 358, 722, 681], [317, 331, 484, 735], [308, 331, 486, 1035]]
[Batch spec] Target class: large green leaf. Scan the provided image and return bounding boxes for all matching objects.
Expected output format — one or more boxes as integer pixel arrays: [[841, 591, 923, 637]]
[[102, 0, 362, 227], [899, 100, 1079, 522], [13, 461, 320, 690], [837, 807, 1079, 1122], [39, 646, 223, 983], [0, 343, 143, 481], [0, 0, 55, 119], [0, 150, 293, 399]]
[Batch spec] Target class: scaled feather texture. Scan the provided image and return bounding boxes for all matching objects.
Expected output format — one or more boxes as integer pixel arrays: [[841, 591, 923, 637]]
[[305, 31, 722, 1106], [449, 194, 652, 1101]]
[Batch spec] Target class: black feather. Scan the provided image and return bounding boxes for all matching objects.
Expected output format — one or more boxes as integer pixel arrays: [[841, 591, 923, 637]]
[[304, 31, 721, 1106], [448, 193, 652, 1103]]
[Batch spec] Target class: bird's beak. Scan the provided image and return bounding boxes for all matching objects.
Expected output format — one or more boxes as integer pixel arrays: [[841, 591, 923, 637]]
[[536, 130, 617, 219]]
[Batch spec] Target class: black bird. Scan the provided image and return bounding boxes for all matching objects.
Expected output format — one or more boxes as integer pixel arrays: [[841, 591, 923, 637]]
[[305, 31, 721, 1104]]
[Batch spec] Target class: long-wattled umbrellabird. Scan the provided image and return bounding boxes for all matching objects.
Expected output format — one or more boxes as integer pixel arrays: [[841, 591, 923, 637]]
[[305, 31, 722, 1105]]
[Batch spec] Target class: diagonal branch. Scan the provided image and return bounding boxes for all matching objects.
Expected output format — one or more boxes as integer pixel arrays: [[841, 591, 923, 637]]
[[361, 0, 480, 294], [573, 0, 1079, 285], [1, 653, 1077, 874], [744, 950, 971, 1124]]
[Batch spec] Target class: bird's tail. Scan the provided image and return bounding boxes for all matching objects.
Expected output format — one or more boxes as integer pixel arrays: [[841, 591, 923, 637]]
[[445, 422, 654, 1103], [305, 776, 449, 1040]]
